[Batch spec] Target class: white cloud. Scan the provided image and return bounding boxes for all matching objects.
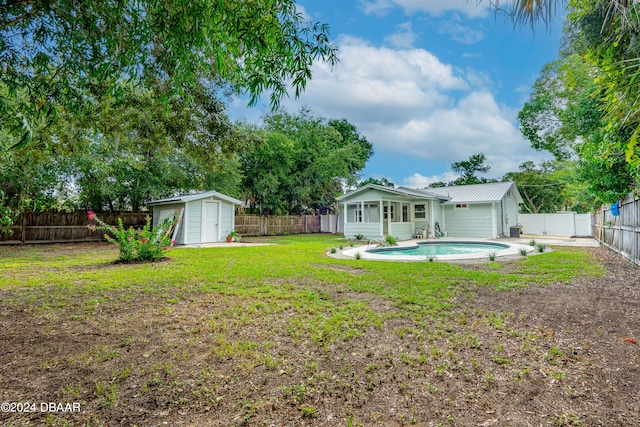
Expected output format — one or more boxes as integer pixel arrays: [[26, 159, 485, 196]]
[[403, 172, 459, 188], [367, 91, 544, 174], [288, 36, 467, 126], [281, 36, 550, 181], [359, 0, 490, 18], [438, 15, 486, 44], [384, 22, 419, 48], [358, 0, 395, 17], [465, 68, 493, 89]]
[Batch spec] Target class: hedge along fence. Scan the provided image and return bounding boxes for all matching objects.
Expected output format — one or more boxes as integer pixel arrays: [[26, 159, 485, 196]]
[[592, 193, 640, 266], [233, 215, 321, 236], [0, 211, 150, 245], [0, 212, 324, 245]]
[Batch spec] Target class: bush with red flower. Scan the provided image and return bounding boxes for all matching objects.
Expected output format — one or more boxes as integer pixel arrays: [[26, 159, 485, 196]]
[[87, 211, 179, 262]]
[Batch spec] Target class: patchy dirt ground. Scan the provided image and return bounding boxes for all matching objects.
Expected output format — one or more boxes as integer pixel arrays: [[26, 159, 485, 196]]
[[0, 245, 639, 426]]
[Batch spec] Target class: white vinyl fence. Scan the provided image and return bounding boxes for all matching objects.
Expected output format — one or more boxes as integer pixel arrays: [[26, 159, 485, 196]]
[[519, 213, 592, 237], [320, 214, 343, 233]]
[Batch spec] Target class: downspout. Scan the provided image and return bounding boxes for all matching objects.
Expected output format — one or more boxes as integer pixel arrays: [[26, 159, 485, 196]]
[[343, 202, 347, 234], [387, 200, 391, 236], [491, 202, 498, 238], [379, 198, 383, 238], [430, 200, 435, 233], [500, 200, 505, 237]]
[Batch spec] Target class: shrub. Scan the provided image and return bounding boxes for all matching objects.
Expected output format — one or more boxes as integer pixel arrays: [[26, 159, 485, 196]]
[[519, 246, 528, 256], [529, 239, 536, 246], [330, 247, 337, 254], [378, 235, 399, 247], [355, 251, 361, 260], [227, 230, 241, 242], [536, 243, 547, 253], [353, 233, 365, 240], [88, 211, 179, 262], [488, 251, 497, 261], [0, 196, 19, 235]]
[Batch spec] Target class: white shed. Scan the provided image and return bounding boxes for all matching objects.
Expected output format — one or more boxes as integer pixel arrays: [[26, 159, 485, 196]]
[[147, 191, 242, 244]]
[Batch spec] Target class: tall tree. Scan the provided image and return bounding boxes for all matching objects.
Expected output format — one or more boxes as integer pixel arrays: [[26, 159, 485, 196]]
[[515, 3, 638, 205], [451, 153, 491, 185], [483, 0, 564, 28], [240, 109, 373, 215], [65, 83, 244, 211], [1, 0, 339, 147], [518, 55, 600, 161], [503, 161, 568, 213], [358, 177, 395, 188]]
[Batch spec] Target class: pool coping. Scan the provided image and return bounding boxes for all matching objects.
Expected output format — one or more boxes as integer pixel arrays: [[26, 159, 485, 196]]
[[339, 237, 535, 261]]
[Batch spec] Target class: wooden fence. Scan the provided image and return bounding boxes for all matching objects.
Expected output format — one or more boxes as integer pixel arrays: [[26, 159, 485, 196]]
[[0, 212, 323, 245], [0, 211, 150, 245], [234, 215, 321, 236], [592, 194, 640, 266]]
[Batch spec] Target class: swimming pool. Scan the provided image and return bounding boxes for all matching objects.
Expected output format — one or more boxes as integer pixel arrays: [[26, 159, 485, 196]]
[[339, 238, 531, 261], [367, 241, 510, 256]]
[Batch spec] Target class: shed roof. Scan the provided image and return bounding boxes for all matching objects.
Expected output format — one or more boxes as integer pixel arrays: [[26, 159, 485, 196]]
[[336, 183, 447, 201], [147, 190, 243, 206], [426, 182, 523, 204]]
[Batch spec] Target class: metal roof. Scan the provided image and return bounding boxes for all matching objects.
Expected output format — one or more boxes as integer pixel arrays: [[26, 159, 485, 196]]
[[336, 182, 522, 204], [147, 190, 243, 206], [426, 182, 523, 204]]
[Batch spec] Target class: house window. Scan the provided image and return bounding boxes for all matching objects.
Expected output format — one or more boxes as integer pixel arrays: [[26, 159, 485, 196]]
[[414, 204, 426, 219], [348, 203, 380, 223], [355, 207, 362, 222], [402, 204, 409, 222], [383, 205, 394, 220], [346, 204, 362, 222], [454, 203, 469, 210]]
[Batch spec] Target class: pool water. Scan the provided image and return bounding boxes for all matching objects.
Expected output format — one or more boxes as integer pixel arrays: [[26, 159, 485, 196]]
[[367, 241, 510, 256]]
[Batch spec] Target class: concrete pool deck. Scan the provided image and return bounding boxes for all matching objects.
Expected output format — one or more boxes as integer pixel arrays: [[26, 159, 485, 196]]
[[334, 235, 600, 262]]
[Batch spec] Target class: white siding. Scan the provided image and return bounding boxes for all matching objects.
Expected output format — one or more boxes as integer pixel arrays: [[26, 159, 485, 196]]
[[388, 223, 414, 240], [185, 200, 203, 244], [503, 194, 519, 234], [344, 223, 383, 240], [433, 200, 444, 231], [414, 220, 430, 232], [443, 203, 494, 238]]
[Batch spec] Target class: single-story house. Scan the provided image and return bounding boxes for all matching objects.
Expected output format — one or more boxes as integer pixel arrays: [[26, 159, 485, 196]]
[[336, 182, 523, 240], [147, 190, 242, 244]]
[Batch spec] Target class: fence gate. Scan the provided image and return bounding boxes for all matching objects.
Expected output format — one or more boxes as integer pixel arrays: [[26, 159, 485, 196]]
[[519, 213, 592, 237]]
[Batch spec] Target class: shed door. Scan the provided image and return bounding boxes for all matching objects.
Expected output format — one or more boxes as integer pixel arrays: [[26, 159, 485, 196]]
[[203, 201, 219, 242]]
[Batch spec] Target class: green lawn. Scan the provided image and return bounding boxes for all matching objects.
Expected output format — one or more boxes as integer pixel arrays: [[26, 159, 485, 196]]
[[0, 234, 608, 426]]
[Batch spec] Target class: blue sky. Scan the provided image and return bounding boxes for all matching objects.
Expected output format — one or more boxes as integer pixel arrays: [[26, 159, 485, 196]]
[[228, 0, 565, 188]]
